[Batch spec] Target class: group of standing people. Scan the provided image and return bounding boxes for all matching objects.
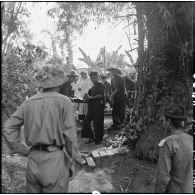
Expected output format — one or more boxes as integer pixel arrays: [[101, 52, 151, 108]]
[[58, 68, 128, 145], [3, 65, 192, 193], [59, 70, 92, 120], [3, 66, 122, 192]]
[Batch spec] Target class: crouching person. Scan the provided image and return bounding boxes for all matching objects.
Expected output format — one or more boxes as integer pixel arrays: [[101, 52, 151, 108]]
[[3, 66, 85, 193]]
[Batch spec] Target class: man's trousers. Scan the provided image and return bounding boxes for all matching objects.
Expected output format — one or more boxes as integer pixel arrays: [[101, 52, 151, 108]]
[[112, 99, 126, 125], [81, 102, 104, 142], [26, 150, 69, 193]]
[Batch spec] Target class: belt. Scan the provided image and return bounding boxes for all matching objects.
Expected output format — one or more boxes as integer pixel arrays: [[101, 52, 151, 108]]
[[31, 145, 63, 152]]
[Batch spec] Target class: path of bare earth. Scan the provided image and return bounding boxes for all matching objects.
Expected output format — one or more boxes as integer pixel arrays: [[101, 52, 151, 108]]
[[2, 116, 156, 193]]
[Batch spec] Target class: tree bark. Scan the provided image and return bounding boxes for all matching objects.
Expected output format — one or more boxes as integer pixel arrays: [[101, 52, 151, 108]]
[[135, 2, 144, 109]]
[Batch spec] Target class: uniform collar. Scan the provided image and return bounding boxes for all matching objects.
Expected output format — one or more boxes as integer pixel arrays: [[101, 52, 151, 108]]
[[171, 129, 184, 135], [29, 91, 60, 100]]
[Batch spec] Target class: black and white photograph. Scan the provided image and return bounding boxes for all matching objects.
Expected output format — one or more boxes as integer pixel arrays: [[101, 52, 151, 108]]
[[1, 1, 194, 193]]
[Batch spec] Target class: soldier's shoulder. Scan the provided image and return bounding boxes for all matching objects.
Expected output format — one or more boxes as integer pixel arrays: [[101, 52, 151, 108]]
[[158, 135, 176, 147], [23, 93, 39, 103], [158, 135, 175, 147], [158, 138, 167, 147]]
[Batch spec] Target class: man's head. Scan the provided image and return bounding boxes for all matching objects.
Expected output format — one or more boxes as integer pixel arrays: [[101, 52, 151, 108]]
[[89, 71, 98, 84], [74, 75, 79, 83], [107, 67, 122, 76], [162, 104, 187, 132], [110, 73, 115, 79], [80, 70, 87, 80], [35, 66, 67, 91], [67, 70, 78, 83]]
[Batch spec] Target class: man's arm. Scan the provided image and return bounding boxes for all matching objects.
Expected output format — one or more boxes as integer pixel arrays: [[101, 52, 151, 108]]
[[154, 142, 172, 193], [62, 99, 84, 164], [88, 94, 103, 99], [3, 104, 28, 155]]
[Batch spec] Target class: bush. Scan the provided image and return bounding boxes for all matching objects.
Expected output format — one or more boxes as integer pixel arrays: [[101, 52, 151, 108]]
[[2, 50, 38, 121]]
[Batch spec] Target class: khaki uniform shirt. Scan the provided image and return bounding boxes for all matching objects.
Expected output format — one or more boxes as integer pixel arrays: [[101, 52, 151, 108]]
[[155, 132, 193, 193], [3, 91, 82, 163]]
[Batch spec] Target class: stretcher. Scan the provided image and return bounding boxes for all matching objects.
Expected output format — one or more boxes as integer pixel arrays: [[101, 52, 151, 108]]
[[70, 97, 87, 103]]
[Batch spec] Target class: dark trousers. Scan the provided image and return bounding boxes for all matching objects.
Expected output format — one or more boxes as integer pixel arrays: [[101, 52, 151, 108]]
[[112, 99, 126, 125], [81, 102, 104, 142]]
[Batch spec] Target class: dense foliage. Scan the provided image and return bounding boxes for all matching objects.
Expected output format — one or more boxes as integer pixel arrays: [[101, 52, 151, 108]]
[[127, 2, 193, 161], [2, 44, 47, 121], [2, 2, 32, 57], [2, 3, 48, 121], [78, 46, 135, 73]]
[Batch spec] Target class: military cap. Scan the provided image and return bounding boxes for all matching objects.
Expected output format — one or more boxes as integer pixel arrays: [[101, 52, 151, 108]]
[[67, 70, 78, 77], [89, 71, 98, 77], [163, 104, 187, 121], [35, 66, 67, 88]]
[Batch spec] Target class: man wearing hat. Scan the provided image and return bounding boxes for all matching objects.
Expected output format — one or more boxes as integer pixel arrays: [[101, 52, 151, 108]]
[[81, 71, 105, 144], [3, 66, 84, 193], [154, 104, 193, 193], [59, 70, 78, 97], [110, 71, 127, 128]]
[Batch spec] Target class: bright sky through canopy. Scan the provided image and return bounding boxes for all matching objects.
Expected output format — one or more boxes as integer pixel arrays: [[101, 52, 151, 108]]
[[27, 2, 138, 68]]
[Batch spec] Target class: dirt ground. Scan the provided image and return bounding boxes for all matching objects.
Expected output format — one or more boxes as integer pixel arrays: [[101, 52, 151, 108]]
[[2, 153, 156, 193], [69, 154, 156, 193], [2, 116, 157, 193]]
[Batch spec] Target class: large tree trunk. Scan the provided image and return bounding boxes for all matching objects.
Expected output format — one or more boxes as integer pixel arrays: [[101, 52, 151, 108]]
[[134, 2, 144, 109]]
